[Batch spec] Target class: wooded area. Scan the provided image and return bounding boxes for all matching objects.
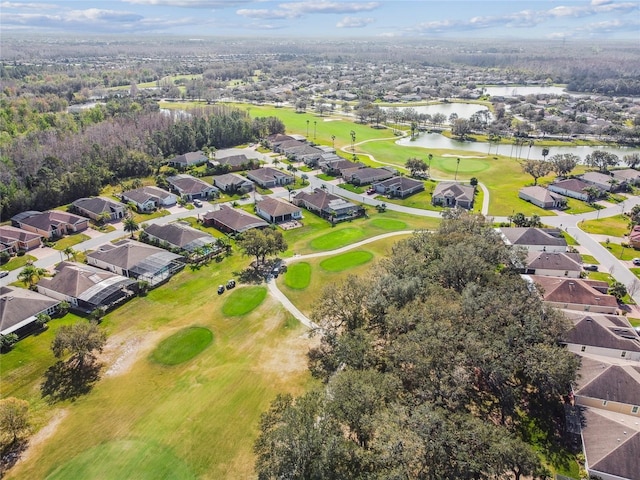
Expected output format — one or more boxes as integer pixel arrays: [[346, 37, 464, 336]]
[[255, 211, 579, 479]]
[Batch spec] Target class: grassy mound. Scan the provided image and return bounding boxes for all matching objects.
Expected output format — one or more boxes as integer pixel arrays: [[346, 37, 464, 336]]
[[150, 326, 213, 366], [310, 228, 364, 250], [45, 439, 196, 480], [284, 262, 311, 290], [369, 218, 407, 230], [222, 286, 267, 316], [319, 251, 374, 272]]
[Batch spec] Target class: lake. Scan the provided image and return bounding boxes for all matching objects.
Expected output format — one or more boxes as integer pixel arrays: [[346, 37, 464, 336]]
[[384, 103, 489, 119], [396, 132, 640, 161]]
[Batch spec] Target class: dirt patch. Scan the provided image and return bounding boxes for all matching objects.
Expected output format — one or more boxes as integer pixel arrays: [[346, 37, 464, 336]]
[[101, 330, 164, 378], [15, 409, 69, 468]]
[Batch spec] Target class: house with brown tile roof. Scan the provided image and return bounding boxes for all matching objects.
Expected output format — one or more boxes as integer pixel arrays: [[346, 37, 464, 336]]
[[343, 167, 395, 186], [166, 174, 219, 200], [523, 251, 582, 277], [498, 227, 567, 252], [256, 197, 302, 224], [213, 173, 254, 193], [246, 167, 294, 189], [292, 188, 360, 220], [36, 262, 136, 314], [143, 223, 217, 252], [0, 286, 60, 336], [575, 361, 640, 416], [320, 158, 361, 176], [11, 210, 89, 239], [561, 311, 640, 361], [0, 225, 42, 252], [518, 185, 566, 209], [629, 225, 640, 249], [432, 182, 475, 209], [527, 275, 618, 314], [202, 205, 268, 234]]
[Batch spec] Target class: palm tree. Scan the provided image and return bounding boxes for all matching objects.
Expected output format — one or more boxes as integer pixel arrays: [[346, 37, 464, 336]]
[[542, 147, 550, 161], [63, 246, 77, 261], [18, 264, 47, 289], [123, 217, 139, 238], [455, 158, 461, 181]]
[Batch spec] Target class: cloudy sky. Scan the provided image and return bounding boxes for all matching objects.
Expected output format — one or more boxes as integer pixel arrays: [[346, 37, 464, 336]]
[[1, 0, 639, 39]]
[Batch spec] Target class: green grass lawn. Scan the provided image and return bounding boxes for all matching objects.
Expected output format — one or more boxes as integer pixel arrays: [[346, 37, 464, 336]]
[[628, 317, 640, 328], [587, 271, 613, 282], [310, 227, 365, 250], [338, 183, 365, 194], [580, 254, 599, 264], [563, 199, 597, 215], [132, 209, 171, 223], [319, 250, 374, 272], [580, 214, 629, 237], [283, 262, 311, 290], [0, 254, 37, 272], [149, 326, 213, 365], [3, 251, 314, 480], [601, 242, 639, 261], [222, 286, 267, 316], [51, 233, 91, 251], [368, 218, 407, 230], [561, 231, 579, 246]]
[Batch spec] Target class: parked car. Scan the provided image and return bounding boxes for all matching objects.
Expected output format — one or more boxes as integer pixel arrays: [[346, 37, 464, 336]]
[[583, 264, 598, 271], [226, 279, 236, 289], [217, 285, 225, 295], [193, 199, 203, 207], [0, 271, 8, 278], [633, 258, 640, 266]]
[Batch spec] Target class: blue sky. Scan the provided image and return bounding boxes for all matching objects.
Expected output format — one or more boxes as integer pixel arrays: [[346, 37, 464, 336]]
[[1, 0, 639, 39]]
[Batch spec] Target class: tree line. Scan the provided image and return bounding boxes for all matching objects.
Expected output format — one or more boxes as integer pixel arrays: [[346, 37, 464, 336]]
[[255, 211, 579, 479], [0, 101, 284, 220]]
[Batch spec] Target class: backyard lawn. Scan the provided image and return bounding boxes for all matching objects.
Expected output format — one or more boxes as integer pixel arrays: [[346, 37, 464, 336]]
[[580, 214, 629, 237]]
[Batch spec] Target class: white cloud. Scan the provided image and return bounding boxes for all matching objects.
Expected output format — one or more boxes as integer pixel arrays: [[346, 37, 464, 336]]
[[236, 8, 297, 19], [0, 1, 57, 9], [237, 1, 379, 19], [336, 16, 374, 28], [591, 0, 613, 5], [124, 0, 252, 7]]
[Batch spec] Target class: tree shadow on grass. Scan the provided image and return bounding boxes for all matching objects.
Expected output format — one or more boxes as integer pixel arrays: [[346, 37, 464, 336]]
[[41, 359, 102, 404], [0, 439, 27, 478]]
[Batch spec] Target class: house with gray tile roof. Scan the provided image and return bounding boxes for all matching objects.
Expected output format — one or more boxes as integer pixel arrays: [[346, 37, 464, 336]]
[[36, 262, 136, 314], [498, 227, 567, 252], [86, 239, 184, 286], [548, 178, 597, 201], [166, 174, 218, 200], [581, 171, 620, 192], [167, 151, 208, 168], [343, 167, 395, 186], [0, 286, 60, 336], [120, 186, 177, 213], [373, 176, 425, 198], [213, 173, 254, 193], [292, 188, 360, 221], [523, 251, 582, 277], [432, 182, 475, 209], [71, 197, 127, 222], [518, 185, 566, 209], [612, 168, 640, 186], [246, 167, 294, 189], [143, 222, 217, 252]]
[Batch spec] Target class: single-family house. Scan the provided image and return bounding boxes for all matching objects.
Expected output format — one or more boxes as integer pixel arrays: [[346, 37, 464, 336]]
[[166, 174, 218, 201], [526, 275, 618, 314], [498, 227, 567, 252], [431, 182, 475, 209], [212, 152, 259, 172], [581, 171, 621, 192], [36, 262, 136, 314], [71, 197, 127, 222], [372, 177, 424, 198], [281, 144, 324, 164], [274, 139, 305, 153], [343, 167, 395, 186], [320, 159, 361, 176], [142, 222, 218, 253], [629, 225, 640, 249], [548, 178, 597, 201], [312, 152, 342, 168], [246, 167, 294, 189], [11, 210, 89, 239], [0, 286, 60, 336], [213, 173, 254, 194], [86, 239, 184, 286], [120, 186, 177, 213], [0, 225, 42, 252], [265, 133, 295, 149], [518, 186, 566, 209], [202, 205, 268, 234], [612, 168, 640, 186], [167, 151, 208, 168], [256, 197, 302, 224], [523, 251, 582, 277], [561, 311, 640, 361], [293, 188, 360, 220]]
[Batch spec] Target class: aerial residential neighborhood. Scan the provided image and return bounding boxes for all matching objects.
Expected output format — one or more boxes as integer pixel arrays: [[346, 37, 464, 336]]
[[1, 2, 640, 478]]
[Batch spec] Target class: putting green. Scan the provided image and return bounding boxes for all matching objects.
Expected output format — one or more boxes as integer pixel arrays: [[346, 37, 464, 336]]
[[284, 262, 311, 290], [310, 228, 364, 250], [436, 158, 490, 174], [150, 326, 213, 366], [45, 439, 196, 480], [319, 251, 374, 272], [222, 286, 267, 316], [369, 218, 407, 230]]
